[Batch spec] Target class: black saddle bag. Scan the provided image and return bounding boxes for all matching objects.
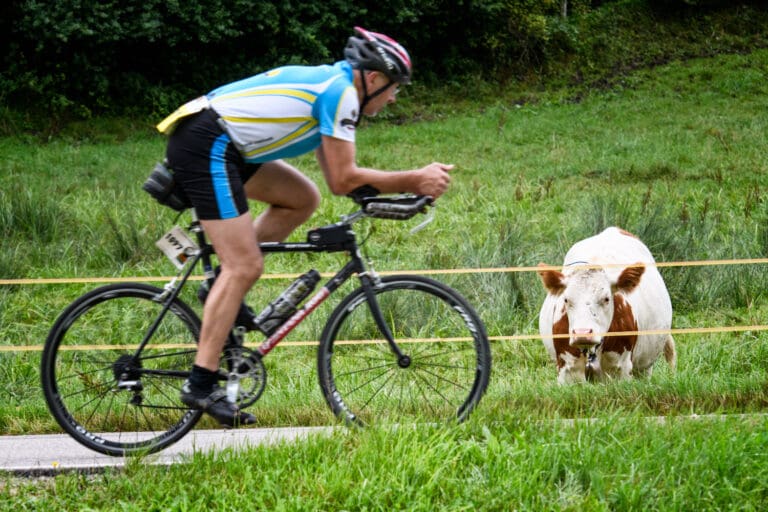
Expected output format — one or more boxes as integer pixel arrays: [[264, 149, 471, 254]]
[[142, 161, 191, 211]]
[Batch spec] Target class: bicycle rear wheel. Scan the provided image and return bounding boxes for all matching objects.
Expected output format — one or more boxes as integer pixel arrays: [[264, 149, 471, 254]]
[[318, 275, 491, 427], [41, 283, 203, 456]]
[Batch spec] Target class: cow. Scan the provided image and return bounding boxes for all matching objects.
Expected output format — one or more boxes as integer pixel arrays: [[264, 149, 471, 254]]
[[537, 227, 676, 384]]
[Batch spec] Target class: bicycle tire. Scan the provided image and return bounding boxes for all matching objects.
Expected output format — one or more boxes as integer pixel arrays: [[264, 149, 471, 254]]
[[317, 275, 491, 427], [41, 283, 204, 456]]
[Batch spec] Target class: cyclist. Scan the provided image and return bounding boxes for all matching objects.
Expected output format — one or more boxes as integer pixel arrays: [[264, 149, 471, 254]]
[[156, 27, 454, 426]]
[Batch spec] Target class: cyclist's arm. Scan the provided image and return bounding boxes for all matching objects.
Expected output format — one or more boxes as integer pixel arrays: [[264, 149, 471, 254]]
[[316, 135, 453, 198]]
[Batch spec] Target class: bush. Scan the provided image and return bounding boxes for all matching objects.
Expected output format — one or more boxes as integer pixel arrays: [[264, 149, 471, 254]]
[[2, 0, 767, 122], [0, 0, 591, 117]]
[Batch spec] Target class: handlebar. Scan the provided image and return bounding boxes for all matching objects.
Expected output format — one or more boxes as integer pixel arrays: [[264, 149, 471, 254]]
[[362, 195, 434, 220], [346, 185, 433, 220], [303, 192, 433, 249]]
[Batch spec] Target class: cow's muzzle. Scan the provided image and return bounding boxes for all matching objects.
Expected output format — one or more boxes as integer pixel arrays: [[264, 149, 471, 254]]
[[570, 328, 601, 349]]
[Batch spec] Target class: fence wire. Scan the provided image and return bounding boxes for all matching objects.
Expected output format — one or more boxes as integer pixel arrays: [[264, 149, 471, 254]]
[[2, 257, 767, 352]]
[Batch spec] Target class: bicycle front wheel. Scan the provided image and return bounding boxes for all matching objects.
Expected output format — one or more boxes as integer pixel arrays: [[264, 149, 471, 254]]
[[318, 275, 491, 427], [41, 283, 204, 456]]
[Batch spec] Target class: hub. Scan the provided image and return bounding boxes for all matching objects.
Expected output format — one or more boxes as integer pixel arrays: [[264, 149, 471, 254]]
[[113, 354, 143, 391]]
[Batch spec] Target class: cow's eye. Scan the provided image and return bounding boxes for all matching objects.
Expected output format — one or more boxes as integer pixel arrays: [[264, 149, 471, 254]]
[[603, 296, 610, 304]]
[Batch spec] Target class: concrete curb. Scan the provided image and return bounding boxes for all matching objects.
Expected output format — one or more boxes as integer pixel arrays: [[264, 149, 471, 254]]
[[0, 426, 333, 476]]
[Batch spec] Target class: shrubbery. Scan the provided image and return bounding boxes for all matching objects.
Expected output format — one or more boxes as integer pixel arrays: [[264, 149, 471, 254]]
[[1, 0, 766, 120]]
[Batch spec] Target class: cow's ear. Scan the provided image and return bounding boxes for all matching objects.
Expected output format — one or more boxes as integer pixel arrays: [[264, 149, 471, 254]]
[[538, 263, 565, 294], [613, 263, 645, 293]]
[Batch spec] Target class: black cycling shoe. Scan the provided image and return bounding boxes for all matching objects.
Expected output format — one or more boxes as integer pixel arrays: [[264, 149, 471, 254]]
[[180, 381, 257, 428], [198, 280, 258, 331]]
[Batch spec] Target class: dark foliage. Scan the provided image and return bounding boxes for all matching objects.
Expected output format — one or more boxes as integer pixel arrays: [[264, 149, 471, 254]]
[[1, 0, 766, 121]]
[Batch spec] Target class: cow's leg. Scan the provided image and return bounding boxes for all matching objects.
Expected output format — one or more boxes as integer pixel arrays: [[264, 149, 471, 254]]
[[599, 350, 633, 380], [634, 365, 654, 378], [557, 352, 588, 384], [664, 335, 677, 371]]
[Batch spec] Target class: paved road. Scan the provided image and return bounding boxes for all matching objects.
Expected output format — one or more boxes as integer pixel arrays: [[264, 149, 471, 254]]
[[0, 426, 331, 475]]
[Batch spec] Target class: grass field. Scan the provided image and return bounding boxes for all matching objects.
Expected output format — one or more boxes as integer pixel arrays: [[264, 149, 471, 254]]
[[1, 49, 767, 508]]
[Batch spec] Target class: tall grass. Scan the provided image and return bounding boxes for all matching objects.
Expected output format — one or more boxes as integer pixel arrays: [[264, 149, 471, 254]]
[[0, 48, 766, 507]]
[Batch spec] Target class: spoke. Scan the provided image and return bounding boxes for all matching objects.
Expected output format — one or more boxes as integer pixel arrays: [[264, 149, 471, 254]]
[[411, 344, 478, 362], [144, 376, 179, 406], [119, 397, 130, 435], [56, 365, 114, 384], [357, 368, 398, 413], [99, 390, 117, 433], [333, 349, 392, 364], [344, 366, 395, 399], [415, 360, 474, 371], [139, 349, 197, 362], [59, 372, 112, 410], [139, 402, 160, 440], [397, 371, 406, 412], [411, 371, 440, 417], [80, 387, 111, 428], [416, 372, 451, 413], [414, 364, 469, 391], [59, 378, 114, 401], [336, 360, 395, 379]]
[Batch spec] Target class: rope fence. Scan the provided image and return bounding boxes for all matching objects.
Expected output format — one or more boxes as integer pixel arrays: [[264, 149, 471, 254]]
[[2, 257, 767, 353], [2, 257, 768, 285], [3, 324, 768, 354]]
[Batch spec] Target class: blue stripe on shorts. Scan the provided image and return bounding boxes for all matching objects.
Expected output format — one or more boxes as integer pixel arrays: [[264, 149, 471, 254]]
[[209, 133, 238, 219]]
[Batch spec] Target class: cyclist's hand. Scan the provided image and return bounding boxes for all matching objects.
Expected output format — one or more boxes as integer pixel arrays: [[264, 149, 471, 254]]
[[415, 163, 453, 199]]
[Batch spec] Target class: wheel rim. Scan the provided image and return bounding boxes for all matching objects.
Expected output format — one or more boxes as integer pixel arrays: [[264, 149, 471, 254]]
[[320, 278, 490, 426], [43, 286, 203, 455]]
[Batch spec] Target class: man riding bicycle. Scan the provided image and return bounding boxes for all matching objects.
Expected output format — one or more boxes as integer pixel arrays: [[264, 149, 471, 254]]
[[156, 27, 454, 426]]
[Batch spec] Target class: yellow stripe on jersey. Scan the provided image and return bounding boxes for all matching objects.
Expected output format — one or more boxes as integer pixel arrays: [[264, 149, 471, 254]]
[[242, 119, 319, 159], [212, 88, 317, 104], [221, 116, 313, 124]]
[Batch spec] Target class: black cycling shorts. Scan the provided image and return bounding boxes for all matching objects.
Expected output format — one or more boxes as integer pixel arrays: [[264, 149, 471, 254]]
[[165, 109, 261, 220]]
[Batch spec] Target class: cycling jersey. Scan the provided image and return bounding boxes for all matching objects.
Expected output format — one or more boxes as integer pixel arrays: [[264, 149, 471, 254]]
[[206, 60, 358, 163], [158, 60, 359, 220]]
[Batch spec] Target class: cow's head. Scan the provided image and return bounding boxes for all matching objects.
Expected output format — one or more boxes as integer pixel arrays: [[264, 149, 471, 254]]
[[538, 263, 645, 349]]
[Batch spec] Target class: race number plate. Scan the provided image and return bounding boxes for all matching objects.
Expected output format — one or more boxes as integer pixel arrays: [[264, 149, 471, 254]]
[[156, 226, 198, 269]]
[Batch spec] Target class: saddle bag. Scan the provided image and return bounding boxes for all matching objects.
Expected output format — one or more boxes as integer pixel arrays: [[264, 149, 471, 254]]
[[142, 161, 191, 211]]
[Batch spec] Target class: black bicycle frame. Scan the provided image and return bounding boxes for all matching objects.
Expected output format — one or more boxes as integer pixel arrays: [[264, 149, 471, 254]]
[[134, 215, 405, 362]]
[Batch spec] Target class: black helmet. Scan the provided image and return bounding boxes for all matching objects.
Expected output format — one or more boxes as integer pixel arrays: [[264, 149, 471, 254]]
[[344, 26, 412, 84]]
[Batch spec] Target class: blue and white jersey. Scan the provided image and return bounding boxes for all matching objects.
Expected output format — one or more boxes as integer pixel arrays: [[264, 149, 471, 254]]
[[207, 61, 359, 163]]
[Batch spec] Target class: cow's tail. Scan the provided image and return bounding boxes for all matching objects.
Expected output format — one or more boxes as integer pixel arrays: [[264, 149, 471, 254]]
[[663, 334, 677, 371]]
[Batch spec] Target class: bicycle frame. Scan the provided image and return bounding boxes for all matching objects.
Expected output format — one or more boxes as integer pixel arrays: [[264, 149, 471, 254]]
[[140, 209, 408, 365]]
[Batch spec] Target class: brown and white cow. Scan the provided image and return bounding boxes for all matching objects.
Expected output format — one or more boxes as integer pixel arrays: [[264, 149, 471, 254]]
[[538, 227, 676, 384]]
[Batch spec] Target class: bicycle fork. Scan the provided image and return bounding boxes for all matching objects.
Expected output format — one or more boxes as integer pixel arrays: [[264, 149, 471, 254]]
[[359, 274, 411, 367]]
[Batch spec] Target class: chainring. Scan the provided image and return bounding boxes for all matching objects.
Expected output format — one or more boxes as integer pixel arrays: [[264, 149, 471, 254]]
[[219, 345, 267, 408]]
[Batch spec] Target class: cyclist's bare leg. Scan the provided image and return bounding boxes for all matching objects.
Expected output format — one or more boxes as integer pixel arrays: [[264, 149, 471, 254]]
[[194, 162, 319, 370], [195, 213, 263, 370], [244, 160, 321, 242]]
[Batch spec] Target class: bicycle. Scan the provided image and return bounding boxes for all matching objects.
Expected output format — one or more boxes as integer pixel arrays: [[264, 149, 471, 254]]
[[41, 191, 492, 456]]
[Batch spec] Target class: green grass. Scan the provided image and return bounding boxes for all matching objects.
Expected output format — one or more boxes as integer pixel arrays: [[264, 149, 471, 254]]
[[1, 48, 767, 507], [3, 415, 767, 510]]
